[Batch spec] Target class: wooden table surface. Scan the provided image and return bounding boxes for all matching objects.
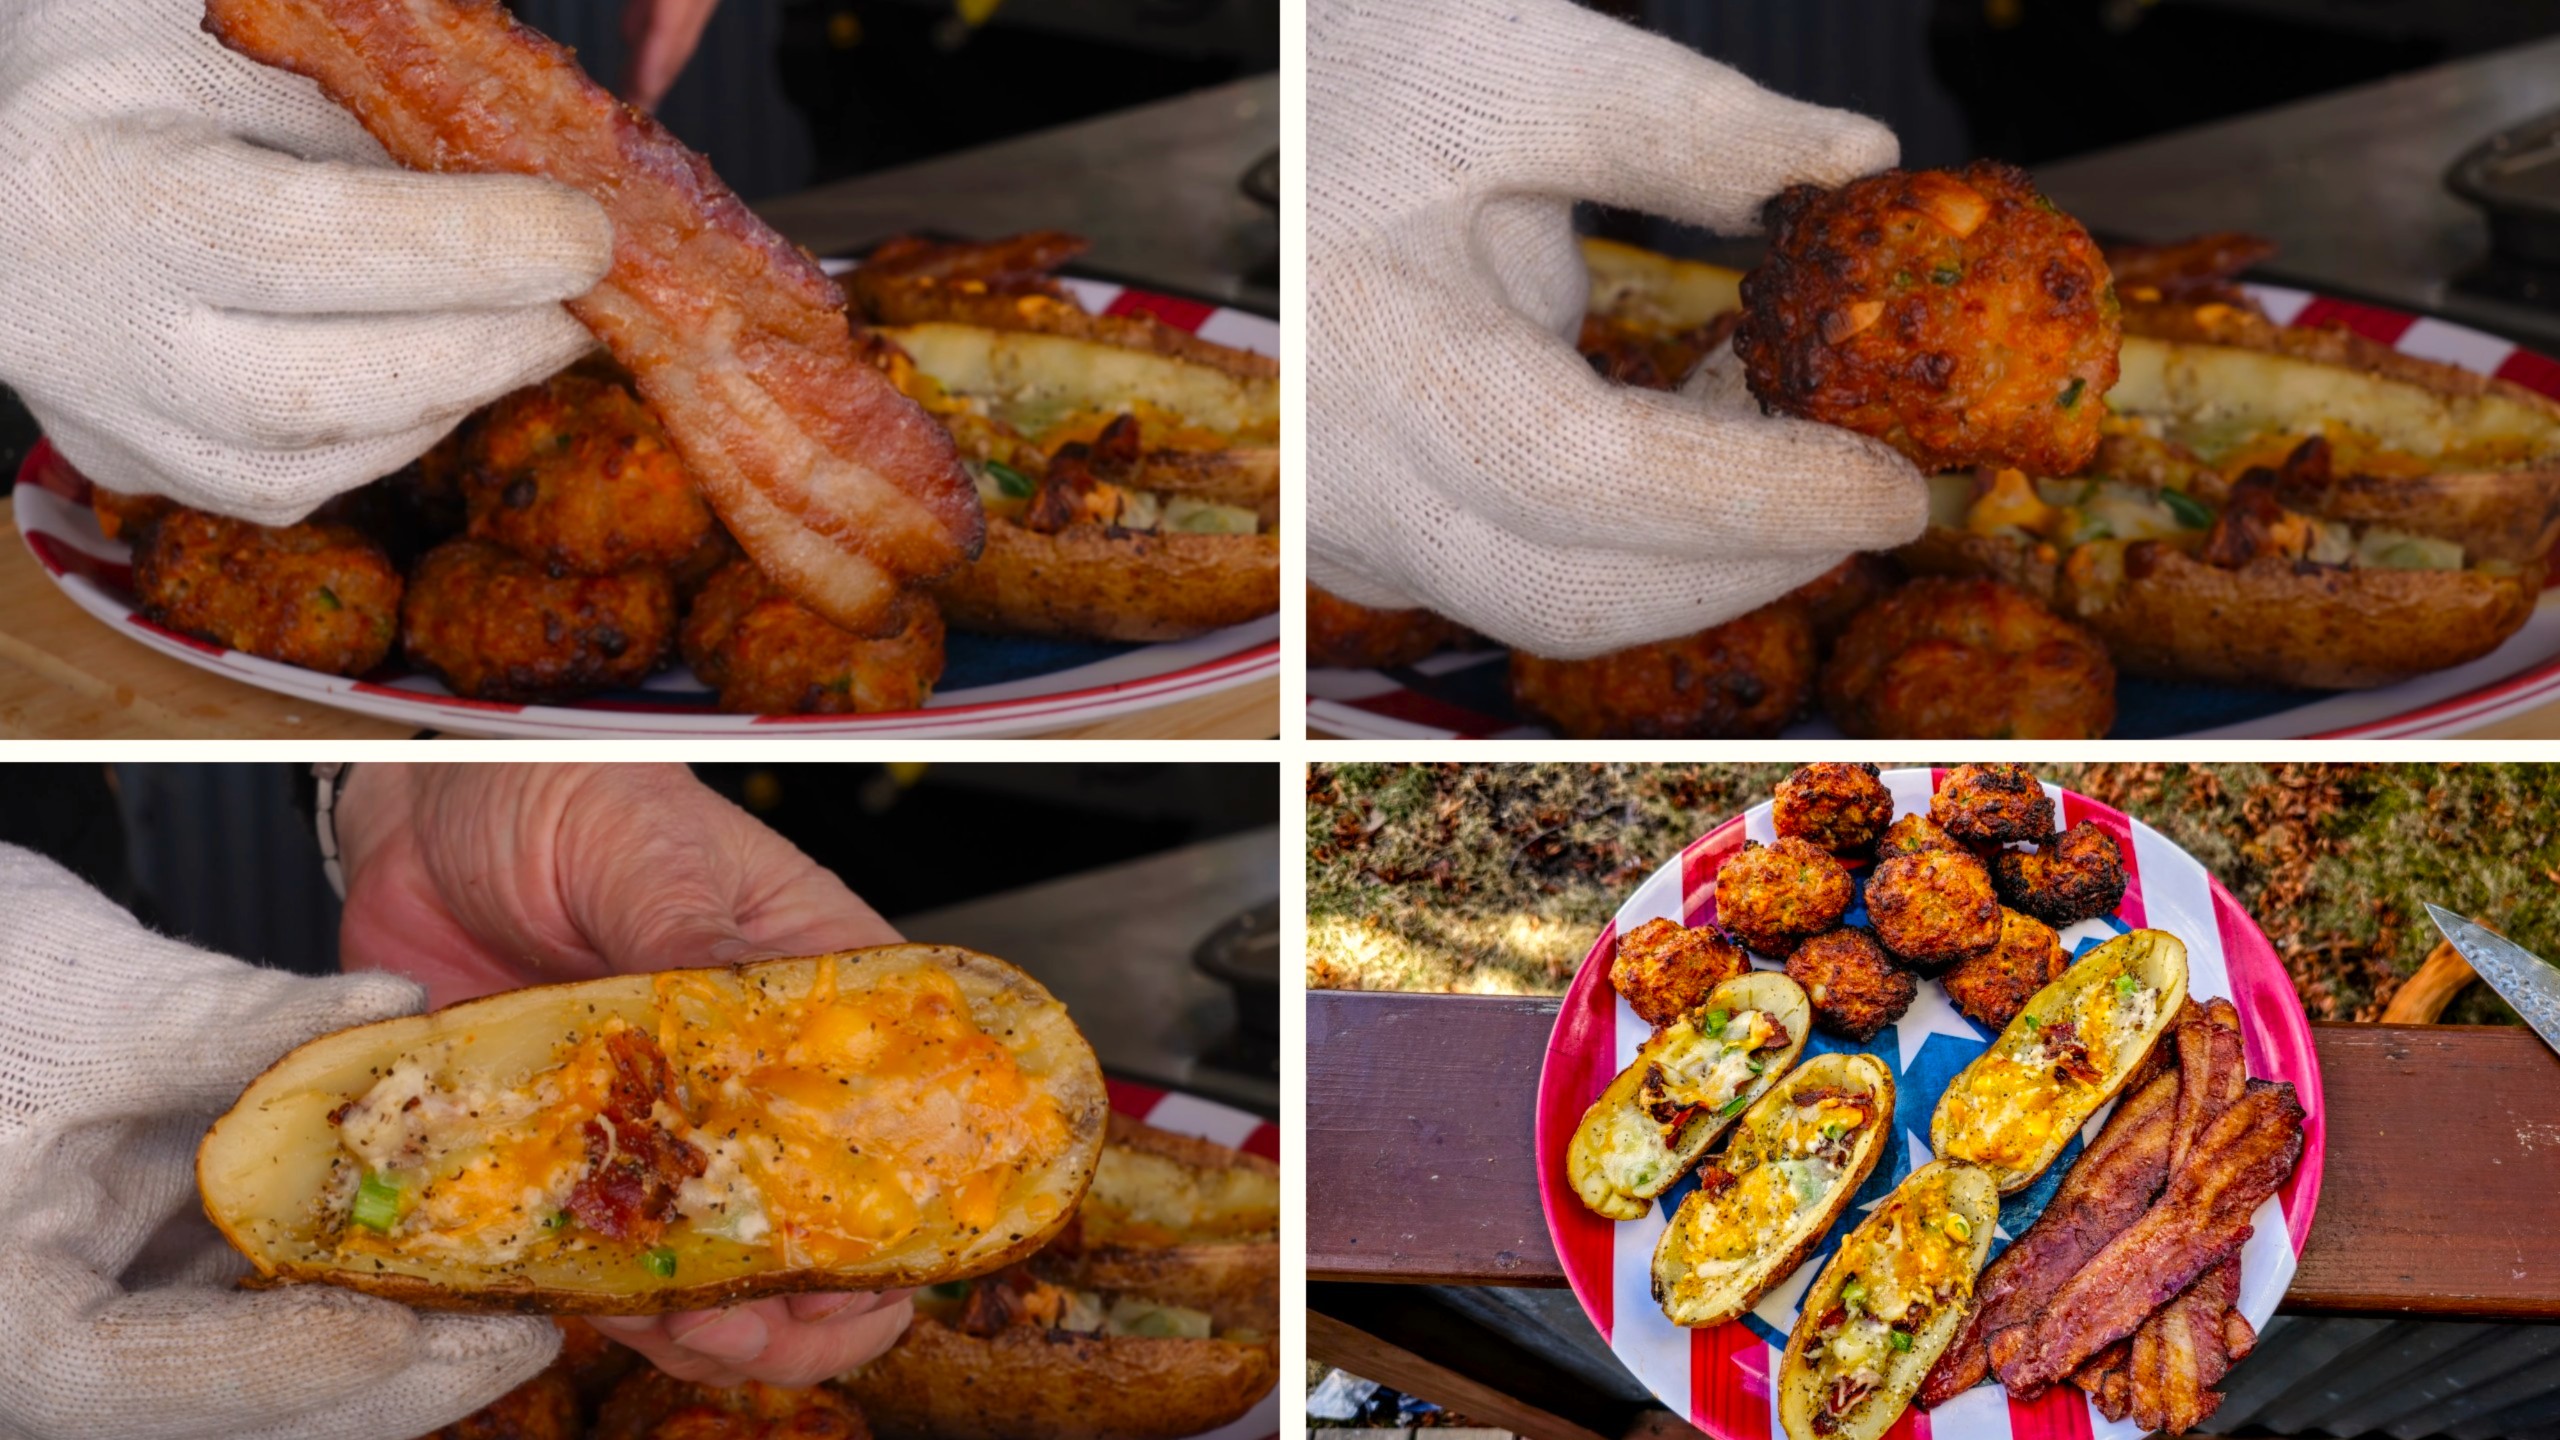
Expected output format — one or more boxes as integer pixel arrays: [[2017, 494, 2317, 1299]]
[[0, 499, 1275, 739], [1309, 990, 2560, 1320]]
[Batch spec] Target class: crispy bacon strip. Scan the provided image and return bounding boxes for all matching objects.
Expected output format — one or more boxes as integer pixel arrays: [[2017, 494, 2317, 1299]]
[[565, 1029, 706, 1244], [2130, 1255, 2247, 1435], [203, 0, 981, 636], [1918, 1069, 2178, 1407], [1994, 1080, 2303, 1395], [2166, 999, 2249, 1183], [2072, 1341, 2132, 1421]]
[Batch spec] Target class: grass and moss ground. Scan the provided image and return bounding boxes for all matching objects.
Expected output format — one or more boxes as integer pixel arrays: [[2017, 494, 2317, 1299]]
[[1306, 763, 2556, 1024]]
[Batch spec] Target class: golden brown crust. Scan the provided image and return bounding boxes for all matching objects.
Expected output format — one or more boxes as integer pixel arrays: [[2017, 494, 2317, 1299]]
[[460, 367, 714, 576], [1509, 603, 1816, 739], [132, 508, 403, 677], [1737, 162, 2120, 475], [679, 557, 943, 715], [836, 1316, 1277, 1440], [1785, 927, 1915, 1041], [1865, 848, 2001, 970], [594, 1371, 867, 1440], [933, 523, 1280, 642], [1940, 909, 2069, 1032], [1930, 763, 2054, 846], [1992, 821, 2128, 927], [1772, 762, 1895, 855], [1609, 917, 1752, 1030], [1306, 585, 1472, 669], [1820, 577, 2115, 739], [1714, 838, 1855, 958], [1876, 813, 1964, 863], [400, 539, 674, 703]]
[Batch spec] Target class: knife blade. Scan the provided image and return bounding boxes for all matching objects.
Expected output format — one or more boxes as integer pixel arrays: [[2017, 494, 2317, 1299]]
[[2425, 903, 2560, 1056]]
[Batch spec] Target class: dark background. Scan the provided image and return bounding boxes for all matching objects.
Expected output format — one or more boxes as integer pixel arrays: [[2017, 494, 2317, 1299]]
[[0, 763, 1275, 978]]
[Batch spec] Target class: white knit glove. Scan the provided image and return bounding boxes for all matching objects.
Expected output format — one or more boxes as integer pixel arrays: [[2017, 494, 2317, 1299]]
[[0, 846, 558, 1440], [0, 0, 613, 525], [1308, 0, 1928, 659]]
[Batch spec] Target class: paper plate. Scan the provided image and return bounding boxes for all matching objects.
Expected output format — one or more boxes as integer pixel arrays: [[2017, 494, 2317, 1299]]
[[1532, 768, 2325, 1440], [1311, 286, 2560, 739], [14, 272, 1276, 738], [1105, 1077, 1281, 1440]]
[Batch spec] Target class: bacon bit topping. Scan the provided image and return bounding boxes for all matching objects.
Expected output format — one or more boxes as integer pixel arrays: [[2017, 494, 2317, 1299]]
[[1828, 1372, 1879, 1415], [564, 1029, 707, 1244], [954, 1266, 1068, 1336]]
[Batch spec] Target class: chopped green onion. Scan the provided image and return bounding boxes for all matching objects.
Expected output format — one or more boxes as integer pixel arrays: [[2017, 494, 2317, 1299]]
[[1718, 1093, 1752, 1119], [1890, 1329, 1914, 1352], [1703, 1008, 1730, 1035], [1821, 1121, 1847, 1141], [2058, 378, 2087, 409], [1944, 1213, 1973, 1241], [316, 586, 342, 612], [983, 460, 1036, 498], [2019, 1013, 2042, 1032], [1932, 264, 1962, 284], [2160, 488, 2216, 529], [1841, 1277, 1868, 1311], [643, 1247, 678, 1279], [1747, 1058, 1767, 1075], [2116, 974, 2139, 998], [349, 1171, 403, 1233], [542, 1210, 570, 1231]]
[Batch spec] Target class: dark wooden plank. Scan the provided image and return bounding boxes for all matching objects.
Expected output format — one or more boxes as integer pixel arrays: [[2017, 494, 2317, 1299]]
[[1308, 1283, 1627, 1440], [1308, 991, 2560, 1318]]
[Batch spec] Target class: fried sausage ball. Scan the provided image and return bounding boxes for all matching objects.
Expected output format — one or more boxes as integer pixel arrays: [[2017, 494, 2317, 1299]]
[[401, 539, 674, 702], [1610, 916, 1751, 1029], [681, 557, 944, 715], [1773, 762, 1895, 856], [131, 509, 401, 676], [1931, 762, 2055, 846], [1734, 161, 2120, 476], [1785, 553, 1899, 652], [1820, 577, 2116, 739], [1715, 837, 1854, 957], [463, 367, 714, 576], [90, 483, 172, 543], [1942, 908, 2070, 1032], [1994, 820, 2129, 926], [1864, 846, 2001, 970], [594, 1371, 868, 1440], [428, 1368, 581, 1440], [1308, 584, 1471, 669], [1875, 812, 1963, 862], [1510, 601, 1814, 739], [1786, 926, 1916, 1041]]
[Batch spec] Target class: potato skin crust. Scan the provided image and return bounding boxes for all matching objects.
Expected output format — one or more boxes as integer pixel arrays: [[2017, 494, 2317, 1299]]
[[1510, 602, 1815, 740], [1864, 847, 2001, 969], [401, 539, 674, 702], [1940, 908, 2069, 1031], [1930, 762, 2055, 846], [133, 509, 402, 677], [681, 558, 944, 715], [1715, 838, 1854, 957], [1736, 161, 2120, 476], [933, 522, 1279, 643], [1773, 762, 1895, 855], [1306, 585, 1471, 669], [1820, 577, 2116, 739], [838, 1317, 1277, 1440], [1993, 820, 2129, 926], [1785, 927, 1915, 1041], [1610, 917, 1752, 1029]]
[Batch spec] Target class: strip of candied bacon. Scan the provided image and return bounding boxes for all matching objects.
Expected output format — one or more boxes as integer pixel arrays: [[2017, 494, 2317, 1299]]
[[1993, 1081, 2303, 1396], [202, 0, 981, 636]]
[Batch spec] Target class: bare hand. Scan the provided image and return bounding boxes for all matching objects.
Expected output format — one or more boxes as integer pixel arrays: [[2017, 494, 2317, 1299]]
[[621, 0, 723, 110]]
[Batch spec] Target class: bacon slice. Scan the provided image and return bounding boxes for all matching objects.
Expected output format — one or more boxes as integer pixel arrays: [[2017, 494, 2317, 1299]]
[[202, 0, 981, 636], [2166, 999, 2248, 1182], [1918, 1068, 2178, 1407], [565, 1028, 706, 1245], [2129, 1254, 2247, 1435], [1993, 1080, 2303, 1395]]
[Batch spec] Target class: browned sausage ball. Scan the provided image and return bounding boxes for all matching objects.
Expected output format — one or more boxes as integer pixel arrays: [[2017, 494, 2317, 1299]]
[[1993, 819, 2129, 926], [1308, 584, 1472, 669], [1786, 926, 1916, 1041], [681, 557, 944, 715], [1941, 907, 2070, 1031], [1820, 577, 2116, 739], [1875, 812, 1964, 862], [1930, 762, 2055, 846], [1510, 601, 1815, 739], [90, 483, 172, 543], [426, 1368, 580, 1440], [1773, 762, 1895, 856], [1610, 916, 1751, 1029], [594, 1369, 867, 1440], [1864, 846, 2001, 970], [401, 539, 674, 702], [1734, 161, 2120, 477], [1714, 837, 1854, 957], [1785, 552, 1899, 652], [462, 366, 714, 576], [131, 508, 401, 677]]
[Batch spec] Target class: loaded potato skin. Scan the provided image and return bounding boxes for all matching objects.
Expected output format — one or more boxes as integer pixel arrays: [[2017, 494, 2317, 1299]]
[[1736, 161, 2120, 477], [1610, 917, 1752, 1030], [1716, 838, 1855, 957]]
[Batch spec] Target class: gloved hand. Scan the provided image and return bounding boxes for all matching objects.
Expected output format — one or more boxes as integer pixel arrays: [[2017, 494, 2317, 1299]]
[[0, 845, 556, 1440], [1308, 0, 1927, 659], [0, 0, 614, 526]]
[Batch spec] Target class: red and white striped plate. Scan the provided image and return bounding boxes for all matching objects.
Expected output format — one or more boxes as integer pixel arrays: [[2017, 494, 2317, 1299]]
[[1533, 769, 2324, 1440], [12, 271, 1277, 738], [1311, 285, 2560, 739], [1105, 1077, 1281, 1440]]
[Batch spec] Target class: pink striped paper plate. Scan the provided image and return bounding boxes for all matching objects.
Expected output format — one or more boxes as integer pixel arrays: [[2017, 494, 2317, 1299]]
[[1533, 768, 2324, 1440], [1103, 1077, 1280, 1440], [12, 267, 1276, 738], [1311, 285, 2560, 739]]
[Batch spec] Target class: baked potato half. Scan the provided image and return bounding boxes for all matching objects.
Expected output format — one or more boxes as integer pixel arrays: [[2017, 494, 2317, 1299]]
[[1651, 1052, 1893, 1328], [1902, 303, 2560, 689], [1777, 1160, 1998, 1440], [874, 321, 1280, 643], [197, 946, 1108, 1313], [1568, 971, 1813, 1219], [1931, 928, 2189, 1193], [1037, 1112, 1280, 1324], [842, 1308, 1276, 1440]]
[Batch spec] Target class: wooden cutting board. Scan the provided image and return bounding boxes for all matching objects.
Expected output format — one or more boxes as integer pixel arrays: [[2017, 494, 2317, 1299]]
[[0, 498, 1275, 739]]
